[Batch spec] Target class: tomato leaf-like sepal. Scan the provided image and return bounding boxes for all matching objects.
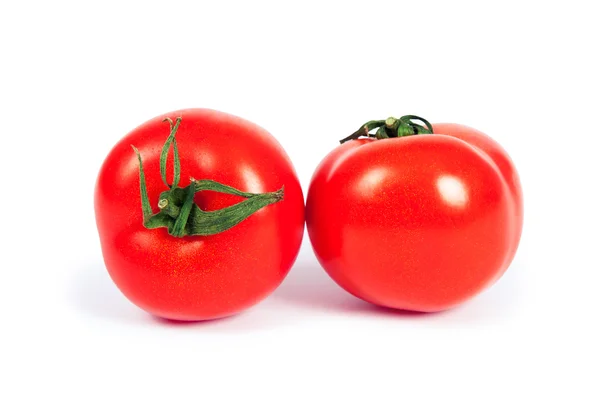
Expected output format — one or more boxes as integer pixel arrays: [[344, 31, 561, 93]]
[[132, 117, 284, 238], [339, 114, 434, 143]]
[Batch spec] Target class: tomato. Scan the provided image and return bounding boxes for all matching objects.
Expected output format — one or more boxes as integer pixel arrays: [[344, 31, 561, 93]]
[[306, 116, 522, 312], [95, 109, 304, 321]]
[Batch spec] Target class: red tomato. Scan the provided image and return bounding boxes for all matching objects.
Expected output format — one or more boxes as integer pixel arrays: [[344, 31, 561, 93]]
[[95, 109, 304, 321], [306, 117, 522, 312]]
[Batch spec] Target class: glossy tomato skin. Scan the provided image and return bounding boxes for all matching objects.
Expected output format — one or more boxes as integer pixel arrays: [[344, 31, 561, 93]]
[[95, 109, 304, 321], [306, 124, 522, 312], [433, 123, 523, 272]]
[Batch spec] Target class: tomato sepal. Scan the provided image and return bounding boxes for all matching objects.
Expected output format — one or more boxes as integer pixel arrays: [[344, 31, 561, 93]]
[[132, 117, 284, 238], [339, 114, 434, 143]]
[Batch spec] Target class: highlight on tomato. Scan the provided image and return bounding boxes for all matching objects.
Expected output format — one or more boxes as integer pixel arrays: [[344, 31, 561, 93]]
[[306, 115, 523, 312], [95, 109, 305, 321]]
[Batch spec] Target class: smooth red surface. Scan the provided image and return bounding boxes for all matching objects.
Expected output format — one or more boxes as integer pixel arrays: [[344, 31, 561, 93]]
[[306, 123, 523, 312], [95, 109, 305, 321]]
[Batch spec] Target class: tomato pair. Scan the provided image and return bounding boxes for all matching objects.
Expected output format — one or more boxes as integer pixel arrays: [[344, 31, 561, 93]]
[[95, 109, 522, 320]]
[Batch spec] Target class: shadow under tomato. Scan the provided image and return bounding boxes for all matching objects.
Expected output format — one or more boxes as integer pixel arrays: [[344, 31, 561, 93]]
[[68, 263, 149, 325], [272, 256, 433, 319], [68, 262, 298, 331], [150, 313, 243, 327], [273, 252, 524, 322], [145, 303, 301, 332]]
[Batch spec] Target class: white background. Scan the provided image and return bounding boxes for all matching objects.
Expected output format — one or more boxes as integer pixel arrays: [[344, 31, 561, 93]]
[[1, 1, 599, 399]]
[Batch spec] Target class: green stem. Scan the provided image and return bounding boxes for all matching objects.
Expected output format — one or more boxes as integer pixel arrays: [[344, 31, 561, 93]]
[[159, 117, 182, 189], [339, 114, 434, 143], [339, 120, 385, 144], [131, 145, 153, 221], [375, 126, 389, 139], [192, 179, 257, 198], [187, 187, 284, 236], [131, 117, 285, 238], [400, 115, 434, 134], [171, 184, 195, 237]]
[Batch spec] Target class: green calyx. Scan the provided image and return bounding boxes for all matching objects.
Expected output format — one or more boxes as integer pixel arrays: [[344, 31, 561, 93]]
[[339, 115, 434, 144], [131, 117, 284, 238]]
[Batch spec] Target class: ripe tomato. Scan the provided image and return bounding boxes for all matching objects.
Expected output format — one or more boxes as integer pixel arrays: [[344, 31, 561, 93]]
[[306, 116, 522, 312], [95, 109, 304, 321]]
